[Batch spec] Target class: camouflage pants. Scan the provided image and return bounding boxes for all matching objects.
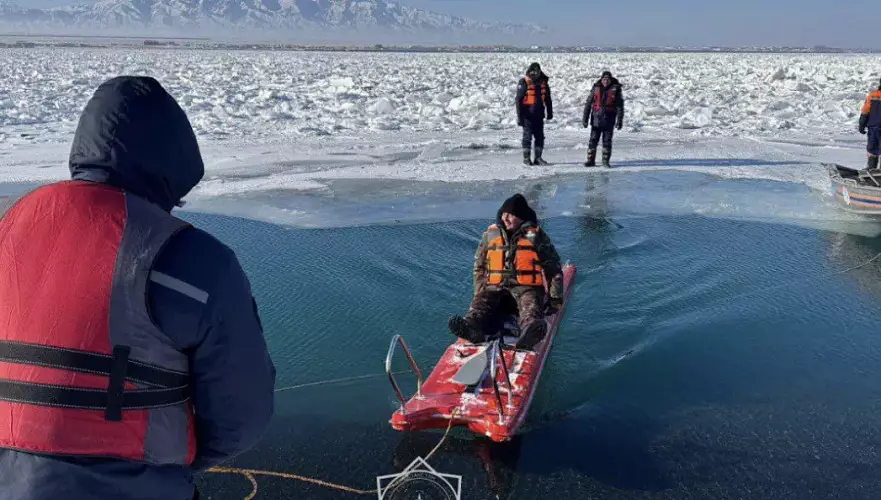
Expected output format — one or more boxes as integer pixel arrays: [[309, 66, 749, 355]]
[[465, 287, 546, 343]]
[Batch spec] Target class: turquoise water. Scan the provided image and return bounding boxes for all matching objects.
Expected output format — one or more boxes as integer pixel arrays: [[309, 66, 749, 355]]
[[186, 173, 881, 499]]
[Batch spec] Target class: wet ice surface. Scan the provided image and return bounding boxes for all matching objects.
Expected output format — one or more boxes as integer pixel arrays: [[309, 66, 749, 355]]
[[0, 48, 878, 234], [3, 128, 876, 237]]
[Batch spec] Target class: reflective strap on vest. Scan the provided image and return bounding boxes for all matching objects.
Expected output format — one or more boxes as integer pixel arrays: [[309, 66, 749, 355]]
[[0, 340, 189, 420], [150, 271, 209, 304]]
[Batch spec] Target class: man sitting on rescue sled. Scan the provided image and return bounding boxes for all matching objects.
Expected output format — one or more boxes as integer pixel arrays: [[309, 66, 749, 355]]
[[448, 194, 564, 350]]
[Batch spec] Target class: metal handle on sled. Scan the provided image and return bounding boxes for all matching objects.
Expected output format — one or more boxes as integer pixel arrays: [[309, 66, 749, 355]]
[[489, 339, 516, 424], [386, 335, 423, 412]]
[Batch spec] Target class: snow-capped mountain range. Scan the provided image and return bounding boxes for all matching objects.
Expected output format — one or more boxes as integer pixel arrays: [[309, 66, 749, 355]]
[[0, 0, 544, 38]]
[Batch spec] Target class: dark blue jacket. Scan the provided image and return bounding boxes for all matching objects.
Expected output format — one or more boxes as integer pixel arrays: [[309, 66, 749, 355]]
[[859, 85, 881, 131], [0, 76, 276, 500]]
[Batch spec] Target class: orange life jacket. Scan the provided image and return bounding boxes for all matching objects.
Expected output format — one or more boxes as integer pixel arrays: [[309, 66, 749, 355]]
[[485, 224, 544, 287], [521, 76, 548, 107]]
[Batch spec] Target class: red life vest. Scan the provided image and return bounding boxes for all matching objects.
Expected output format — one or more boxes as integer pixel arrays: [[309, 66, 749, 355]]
[[0, 180, 197, 465], [521, 76, 549, 107], [592, 84, 618, 113]]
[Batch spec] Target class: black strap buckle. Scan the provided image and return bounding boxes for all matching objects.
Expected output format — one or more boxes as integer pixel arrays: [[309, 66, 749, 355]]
[[105, 345, 130, 421]]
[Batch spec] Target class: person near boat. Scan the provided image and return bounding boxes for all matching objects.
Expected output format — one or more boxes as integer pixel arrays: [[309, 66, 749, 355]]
[[0, 76, 276, 500], [859, 77, 881, 171], [448, 194, 563, 350]]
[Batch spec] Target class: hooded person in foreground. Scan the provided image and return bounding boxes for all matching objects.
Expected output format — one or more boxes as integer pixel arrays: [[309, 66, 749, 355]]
[[448, 194, 563, 350], [0, 76, 276, 500]]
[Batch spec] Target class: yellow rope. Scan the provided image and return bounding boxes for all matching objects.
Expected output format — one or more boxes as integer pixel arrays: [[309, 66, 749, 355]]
[[424, 407, 459, 463], [206, 407, 461, 498], [207, 466, 376, 496]]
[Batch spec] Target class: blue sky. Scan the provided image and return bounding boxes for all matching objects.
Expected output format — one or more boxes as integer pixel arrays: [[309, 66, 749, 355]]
[[13, 0, 881, 48]]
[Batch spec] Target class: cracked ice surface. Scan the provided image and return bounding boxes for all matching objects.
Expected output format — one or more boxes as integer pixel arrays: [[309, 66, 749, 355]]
[[0, 49, 878, 139], [1, 48, 879, 231]]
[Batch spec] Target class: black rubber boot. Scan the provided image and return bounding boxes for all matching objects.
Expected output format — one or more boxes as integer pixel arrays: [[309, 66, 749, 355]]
[[515, 320, 548, 351], [584, 149, 596, 167], [868, 155, 879, 171], [602, 148, 612, 167], [533, 148, 549, 165], [522, 149, 532, 165], [448, 316, 484, 344]]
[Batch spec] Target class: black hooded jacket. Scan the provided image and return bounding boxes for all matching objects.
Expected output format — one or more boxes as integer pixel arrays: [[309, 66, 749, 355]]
[[584, 76, 624, 130], [69, 76, 204, 211]]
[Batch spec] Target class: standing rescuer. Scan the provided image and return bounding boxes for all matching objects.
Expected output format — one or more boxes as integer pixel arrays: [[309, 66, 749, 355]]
[[516, 62, 554, 166], [0, 76, 276, 500], [859, 77, 881, 171], [583, 70, 624, 167]]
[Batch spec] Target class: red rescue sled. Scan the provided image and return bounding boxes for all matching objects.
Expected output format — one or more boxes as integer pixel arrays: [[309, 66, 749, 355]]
[[386, 262, 576, 442]]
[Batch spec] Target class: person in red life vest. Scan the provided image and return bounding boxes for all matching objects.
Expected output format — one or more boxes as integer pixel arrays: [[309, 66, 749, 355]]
[[859, 77, 881, 171], [448, 194, 563, 350], [0, 76, 276, 500], [515, 62, 554, 166], [583, 70, 624, 167]]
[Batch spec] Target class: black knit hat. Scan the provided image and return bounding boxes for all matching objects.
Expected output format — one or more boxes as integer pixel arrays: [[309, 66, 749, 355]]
[[498, 193, 536, 223], [601, 70, 612, 79]]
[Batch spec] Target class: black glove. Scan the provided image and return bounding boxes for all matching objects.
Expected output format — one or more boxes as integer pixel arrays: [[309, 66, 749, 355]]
[[546, 112, 553, 121], [616, 118, 623, 131], [582, 121, 589, 129], [517, 117, 524, 127], [860, 127, 867, 135]]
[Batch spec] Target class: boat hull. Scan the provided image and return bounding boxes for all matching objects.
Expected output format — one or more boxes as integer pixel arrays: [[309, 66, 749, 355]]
[[826, 163, 881, 214], [390, 264, 576, 442]]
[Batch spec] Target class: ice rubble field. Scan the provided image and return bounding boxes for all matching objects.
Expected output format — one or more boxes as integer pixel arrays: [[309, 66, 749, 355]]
[[1, 47, 880, 226], [1, 49, 878, 138]]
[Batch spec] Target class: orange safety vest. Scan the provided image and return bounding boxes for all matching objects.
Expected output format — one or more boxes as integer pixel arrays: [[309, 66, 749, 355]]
[[521, 76, 548, 107], [485, 224, 544, 287]]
